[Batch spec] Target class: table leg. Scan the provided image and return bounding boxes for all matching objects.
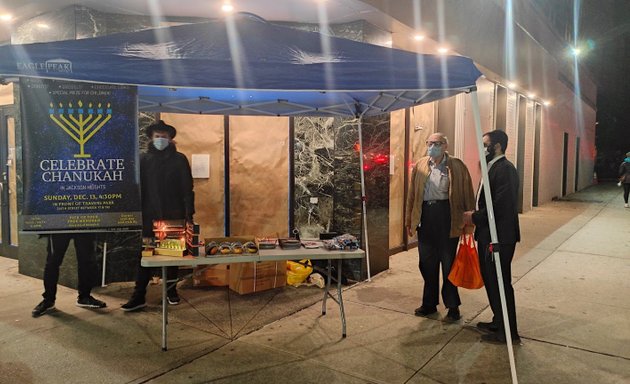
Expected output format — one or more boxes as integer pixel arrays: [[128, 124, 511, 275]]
[[161, 266, 168, 351], [337, 259, 346, 338], [322, 259, 331, 315]]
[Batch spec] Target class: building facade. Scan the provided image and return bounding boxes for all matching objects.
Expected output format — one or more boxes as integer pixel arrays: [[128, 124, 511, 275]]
[[0, 0, 596, 285]]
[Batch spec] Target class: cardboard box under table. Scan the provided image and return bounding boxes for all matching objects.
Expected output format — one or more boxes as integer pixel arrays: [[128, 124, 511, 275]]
[[229, 258, 286, 294], [192, 264, 229, 287]]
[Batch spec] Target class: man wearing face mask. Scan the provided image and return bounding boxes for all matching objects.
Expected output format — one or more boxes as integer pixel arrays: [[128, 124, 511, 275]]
[[463, 129, 520, 344], [405, 132, 475, 321], [122, 120, 195, 311]]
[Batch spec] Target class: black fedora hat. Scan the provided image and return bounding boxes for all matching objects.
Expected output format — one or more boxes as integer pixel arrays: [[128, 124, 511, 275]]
[[146, 120, 176, 138]]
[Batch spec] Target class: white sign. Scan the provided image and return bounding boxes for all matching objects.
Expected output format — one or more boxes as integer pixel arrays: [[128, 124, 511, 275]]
[[191, 154, 210, 178]]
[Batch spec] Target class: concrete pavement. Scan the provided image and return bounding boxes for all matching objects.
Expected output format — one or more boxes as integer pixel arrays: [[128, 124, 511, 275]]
[[0, 182, 629, 383]]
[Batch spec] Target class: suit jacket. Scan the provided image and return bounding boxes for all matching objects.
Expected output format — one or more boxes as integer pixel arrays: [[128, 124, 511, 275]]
[[472, 156, 520, 245]]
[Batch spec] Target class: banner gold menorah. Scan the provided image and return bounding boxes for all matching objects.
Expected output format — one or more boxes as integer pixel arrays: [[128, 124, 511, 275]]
[[49, 100, 112, 158]]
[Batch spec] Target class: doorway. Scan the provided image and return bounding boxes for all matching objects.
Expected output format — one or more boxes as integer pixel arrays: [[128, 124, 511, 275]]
[[575, 137, 580, 191], [562, 132, 569, 197], [0, 106, 18, 259]]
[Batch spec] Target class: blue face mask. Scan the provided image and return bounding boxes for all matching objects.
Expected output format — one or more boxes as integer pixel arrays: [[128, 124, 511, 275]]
[[427, 145, 443, 158], [153, 137, 169, 151]]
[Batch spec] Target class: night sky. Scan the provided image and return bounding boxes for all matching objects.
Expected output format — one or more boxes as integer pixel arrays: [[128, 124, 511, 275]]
[[580, 0, 630, 178]]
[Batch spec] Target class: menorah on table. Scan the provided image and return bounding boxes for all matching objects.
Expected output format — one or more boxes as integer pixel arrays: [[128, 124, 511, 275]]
[[49, 100, 112, 158]]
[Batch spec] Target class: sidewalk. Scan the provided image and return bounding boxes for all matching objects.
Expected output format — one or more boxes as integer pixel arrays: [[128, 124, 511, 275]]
[[0, 182, 628, 383]]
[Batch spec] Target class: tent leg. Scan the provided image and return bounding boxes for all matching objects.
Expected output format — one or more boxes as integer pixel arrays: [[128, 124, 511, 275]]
[[471, 91, 518, 384], [357, 119, 371, 282], [101, 241, 107, 287]]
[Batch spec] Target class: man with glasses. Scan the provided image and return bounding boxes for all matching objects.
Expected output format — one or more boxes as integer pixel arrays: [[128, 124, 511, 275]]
[[406, 132, 475, 321]]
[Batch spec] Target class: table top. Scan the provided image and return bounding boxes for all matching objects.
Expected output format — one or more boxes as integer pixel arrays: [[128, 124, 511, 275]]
[[141, 247, 365, 267]]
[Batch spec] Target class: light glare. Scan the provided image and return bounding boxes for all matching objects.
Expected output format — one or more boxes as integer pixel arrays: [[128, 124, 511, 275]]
[[0, 14, 12, 22], [221, 3, 234, 13]]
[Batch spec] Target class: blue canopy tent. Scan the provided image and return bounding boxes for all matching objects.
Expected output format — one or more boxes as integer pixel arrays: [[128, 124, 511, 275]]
[[0, 14, 518, 380]]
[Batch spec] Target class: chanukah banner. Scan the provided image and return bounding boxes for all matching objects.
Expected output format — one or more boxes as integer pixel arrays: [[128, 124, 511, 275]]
[[20, 78, 141, 232]]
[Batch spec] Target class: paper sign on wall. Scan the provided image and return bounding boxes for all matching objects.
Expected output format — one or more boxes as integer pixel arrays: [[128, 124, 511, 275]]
[[192, 154, 210, 178]]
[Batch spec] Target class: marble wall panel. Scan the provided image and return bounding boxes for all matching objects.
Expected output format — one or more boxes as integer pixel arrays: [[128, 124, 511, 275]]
[[360, 115, 391, 276], [12, 6, 75, 44], [294, 116, 335, 239], [75, 6, 153, 39]]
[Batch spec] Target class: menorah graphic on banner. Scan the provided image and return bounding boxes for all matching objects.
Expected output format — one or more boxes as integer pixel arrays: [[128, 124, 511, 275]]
[[49, 100, 112, 158]]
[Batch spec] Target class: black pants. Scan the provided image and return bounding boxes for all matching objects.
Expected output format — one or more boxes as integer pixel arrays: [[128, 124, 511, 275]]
[[43, 233, 97, 302], [417, 201, 460, 309], [623, 183, 630, 203], [478, 241, 519, 337], [133, 257, 178, 297]]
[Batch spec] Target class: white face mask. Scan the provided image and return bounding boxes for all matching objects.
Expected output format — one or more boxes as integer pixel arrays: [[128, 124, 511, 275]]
[[153, 137, 169, 151]]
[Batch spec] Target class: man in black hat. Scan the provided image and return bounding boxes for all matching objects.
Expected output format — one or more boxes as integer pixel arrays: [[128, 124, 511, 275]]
[[122, 120, 195, 311]]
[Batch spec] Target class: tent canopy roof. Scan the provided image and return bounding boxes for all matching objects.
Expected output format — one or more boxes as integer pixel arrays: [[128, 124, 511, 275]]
[[0, 13, 482, 117]]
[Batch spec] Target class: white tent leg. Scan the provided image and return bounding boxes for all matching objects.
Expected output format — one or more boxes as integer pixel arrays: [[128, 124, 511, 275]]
[[357, 119, 371, 282], [101, 241, 108, 287], [471, 91, 518, 384]]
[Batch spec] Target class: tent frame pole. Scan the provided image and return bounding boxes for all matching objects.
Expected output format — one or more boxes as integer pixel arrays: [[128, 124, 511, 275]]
[[471, 91, 518, 384], [357, 118, 372, 282]]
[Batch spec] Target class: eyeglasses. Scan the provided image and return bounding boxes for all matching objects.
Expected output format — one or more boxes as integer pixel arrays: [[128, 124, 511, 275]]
[[426, 141, 444, 147]]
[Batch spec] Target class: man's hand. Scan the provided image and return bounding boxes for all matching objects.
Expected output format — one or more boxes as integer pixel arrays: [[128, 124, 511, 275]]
[[462, 211, 474, 226], [406, 225, 415, 238]]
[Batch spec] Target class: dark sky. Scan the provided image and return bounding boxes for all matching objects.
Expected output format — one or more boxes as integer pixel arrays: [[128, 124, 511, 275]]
[[579, 0, 630, 157]]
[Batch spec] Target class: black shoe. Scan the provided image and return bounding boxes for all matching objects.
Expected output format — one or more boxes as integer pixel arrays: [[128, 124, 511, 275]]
[[167, 290, 180, 305], [476, 321, 499, 333], [77, 296, 107, 308], [414, 306, 437, 317], [481, 332, 521, 344], [446, 307, 461, 321], [121, 295, 147, 312], [32, 299, 55, 318]]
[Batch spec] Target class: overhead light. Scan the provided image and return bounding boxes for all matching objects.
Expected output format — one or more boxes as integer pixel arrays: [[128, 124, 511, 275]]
[[437, 47, 448, 54], [37, 23, 50, 29], [221, 3, 234, 13], [413, 34, 425, 41], [507, 82, 517, 89], [527, 92, 536, 99], [543, 100, 551, 106], [0, 13, 13, 22], [571, 47, 581, 57]]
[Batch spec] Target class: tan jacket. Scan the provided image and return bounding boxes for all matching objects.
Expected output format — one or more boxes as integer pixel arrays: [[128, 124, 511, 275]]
[[405, 153, 475, 238]]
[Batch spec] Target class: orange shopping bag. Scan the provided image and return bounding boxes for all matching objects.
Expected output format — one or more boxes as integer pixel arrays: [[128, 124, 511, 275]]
[[448, 233, 484, 289]]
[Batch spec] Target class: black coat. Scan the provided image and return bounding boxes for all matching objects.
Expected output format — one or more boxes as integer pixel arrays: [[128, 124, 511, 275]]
[[141, 144, 195, 236], [619, 161, 630, 184], [472, 156, 520, 245]]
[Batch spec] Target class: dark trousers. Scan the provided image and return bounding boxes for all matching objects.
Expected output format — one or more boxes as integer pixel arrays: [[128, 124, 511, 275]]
[[43, 233, 97, 302], [417, 201, 461, 309], [133, 258, 178, 297], [478, 241, 519, 336], [623, 183, 630, 203]]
